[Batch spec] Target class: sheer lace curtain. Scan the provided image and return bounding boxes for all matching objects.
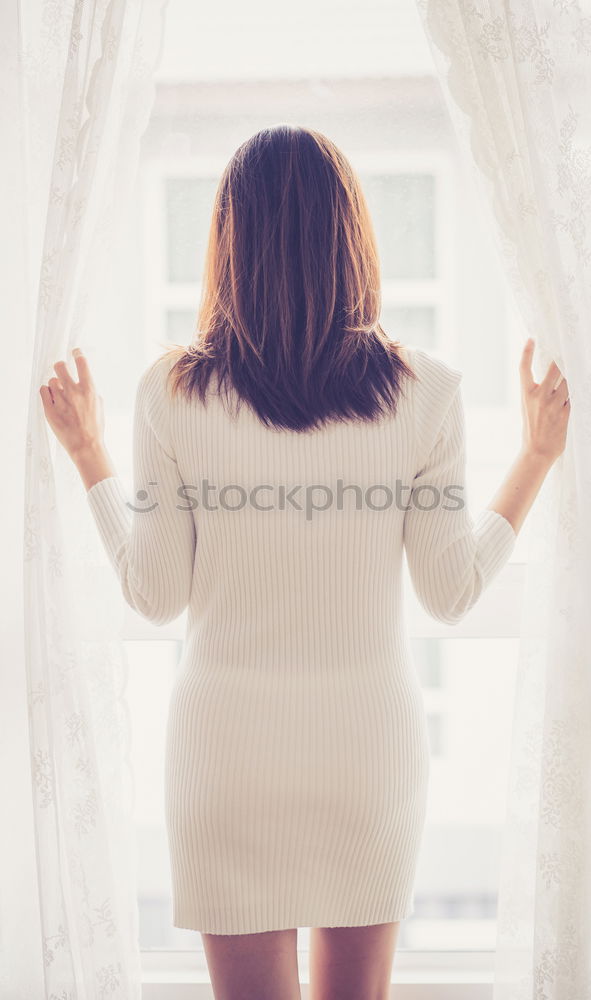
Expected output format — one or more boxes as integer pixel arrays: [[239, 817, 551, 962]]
[[0, 2, 166, 997], [415, 2, 591, 996]]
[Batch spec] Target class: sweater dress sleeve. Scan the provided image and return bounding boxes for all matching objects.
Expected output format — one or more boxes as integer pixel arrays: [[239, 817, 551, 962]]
[[402, 364, 516, 626], [86, 357, 196, 626]]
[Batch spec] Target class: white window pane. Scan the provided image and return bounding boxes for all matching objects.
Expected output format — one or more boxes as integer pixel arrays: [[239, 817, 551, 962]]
[[426, 713, 445, 757], [165, 177, 218, 283], [406, 636, 518, 950], [126, 639, 202, 950], [166, 308, 197, 344], [411, 636, 442, 687], [464, 350, 508, 406], [362, 174, 435, 280], [381, 304, 436, 348], [461, 254, 510, 407]]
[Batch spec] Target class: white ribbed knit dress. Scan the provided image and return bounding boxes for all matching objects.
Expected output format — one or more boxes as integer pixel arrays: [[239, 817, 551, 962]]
[[86, 343, 516, 935]]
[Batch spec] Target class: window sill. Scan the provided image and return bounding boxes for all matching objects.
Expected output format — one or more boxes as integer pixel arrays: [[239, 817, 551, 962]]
[[141, 951, 496, 998], [141, 972, 493, 999]]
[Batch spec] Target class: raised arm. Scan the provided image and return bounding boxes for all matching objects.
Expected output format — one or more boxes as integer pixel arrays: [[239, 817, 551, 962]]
[[403, 339, 570, 626], [485, 338, 570, 535], [40, 349, 196, 626], [403, 377, 516, 625], [84, 359, 196, 625]]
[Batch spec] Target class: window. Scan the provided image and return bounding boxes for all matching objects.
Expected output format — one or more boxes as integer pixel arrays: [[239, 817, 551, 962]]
[[352, 150, 456, 361], [98, 0, 531, 987], [363, 173, 435, 280], [164, 177, 218, 284], [413, 639, 446, 760], [409, 638, 519, 949], [166, 308, 198, 343], [126, 640, 184, 948], [411, 637, 443, 688], [381, 305, 437, 349], [426, 712, 445, 757]]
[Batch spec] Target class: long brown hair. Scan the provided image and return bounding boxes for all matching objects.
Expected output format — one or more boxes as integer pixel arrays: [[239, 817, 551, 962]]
[[164, 124, 417, 432]]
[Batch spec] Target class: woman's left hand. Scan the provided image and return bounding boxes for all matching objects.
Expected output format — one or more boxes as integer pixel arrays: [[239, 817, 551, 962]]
[[39, 348, 105, 461]]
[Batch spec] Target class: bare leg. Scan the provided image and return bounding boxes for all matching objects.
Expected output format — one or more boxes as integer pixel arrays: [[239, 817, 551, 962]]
[[309, 921, 401, 1000], [202, 927, 301, 1000]]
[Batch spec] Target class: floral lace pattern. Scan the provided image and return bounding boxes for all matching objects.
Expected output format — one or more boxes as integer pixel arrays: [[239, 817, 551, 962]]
[[11, 1, 167, 996], [415, 2, 591, 997]]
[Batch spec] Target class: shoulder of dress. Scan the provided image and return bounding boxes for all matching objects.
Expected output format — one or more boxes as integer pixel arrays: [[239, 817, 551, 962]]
[[137, 351, 179, 404], [134, 354, 183, 457], [406, 345, 463, 395], [402, 346, 464, 460]]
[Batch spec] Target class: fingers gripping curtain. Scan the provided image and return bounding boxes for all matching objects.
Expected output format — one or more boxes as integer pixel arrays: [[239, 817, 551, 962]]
[[414, 2, 591, 997], [8, 1, 166, 996]]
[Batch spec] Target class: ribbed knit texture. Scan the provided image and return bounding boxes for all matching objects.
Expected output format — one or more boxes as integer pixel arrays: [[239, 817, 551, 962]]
[[87, 344, 517, 934]]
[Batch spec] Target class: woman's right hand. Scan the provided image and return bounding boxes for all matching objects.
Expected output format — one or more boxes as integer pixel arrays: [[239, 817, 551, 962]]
[[519, 338, 571, 464]]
